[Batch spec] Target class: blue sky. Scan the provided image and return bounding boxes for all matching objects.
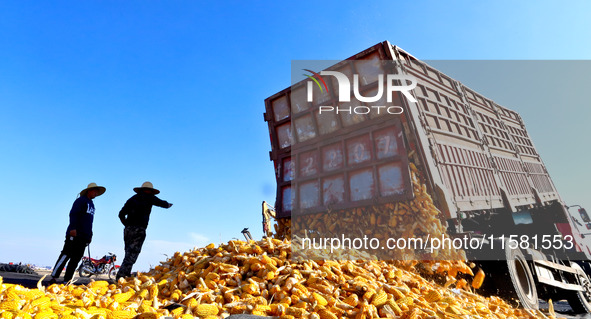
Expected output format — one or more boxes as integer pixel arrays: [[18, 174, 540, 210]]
[[1, 1, 590, 271]]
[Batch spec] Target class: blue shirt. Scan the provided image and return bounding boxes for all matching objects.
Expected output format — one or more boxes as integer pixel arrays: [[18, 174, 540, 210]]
[[66, 195, 95, 242]]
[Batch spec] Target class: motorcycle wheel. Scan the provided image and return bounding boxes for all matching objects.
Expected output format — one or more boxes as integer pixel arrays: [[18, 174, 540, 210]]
[[78, 260, 94, 278], [108, 266, 118, 280]]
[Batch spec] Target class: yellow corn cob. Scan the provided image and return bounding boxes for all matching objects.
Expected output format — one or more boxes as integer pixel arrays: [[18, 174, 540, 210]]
[[269, 303, 287, 316], [170, 306, 184, 317], [293, 283, 308, 294], [170, 290, 181, 302], [183, 297, 198, 311], [445, 305, 463, 315], [180, 314, 193, 319], [278, 316, 295, 319], [135, 313, 158, 319], [49, 304, 68, 315], [71, 288, 85, 298], [252, 245, 264, 255], [252, 304, 271, 316], [136, 304, 150, 313], [290, 287, 306, 298], [386, 299, 402, 316], [254, 304, 271, 312], [138, 289, 149, 299], [195, 304, 218, 317], [371, 290, 387, 307], [16, 311, 33, 319], [424, 290, 442, 302], [0, 301, 21, 311], [218, 263, 239, 273], [5, 288, 20, 301], [34, 309, 58, 319], [205, 273, 220, 282], [397, 297, 414, 306], [265, 263, 278, 273], [241, 283, 258, 295], [256, 296, 269, 305], [318, 308, 337, 319], [342, 294, 359, 307], [229, 304, 247, 314], [31, 296, 51, 309], [87, 308, 108, 317], [472, 269, 485, 289], [107, 310, 136, 319], [89, 281, 110, 289], [285, 306, 307, 317], [148, 284, 158, 298], [293, 301, 308, 309], [260, 254, 274, 265], [402, 308, 420, 319], [0, 311, 14, 319], [362, 289, 375, 302], [113, 291, 134, 303], [24, 290, 45, 300], [456, 278, 467, 290], [312, 292, 328, 307]]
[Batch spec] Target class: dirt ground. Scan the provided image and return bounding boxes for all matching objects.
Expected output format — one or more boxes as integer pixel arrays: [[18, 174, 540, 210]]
[[0, 269, 115, 288]]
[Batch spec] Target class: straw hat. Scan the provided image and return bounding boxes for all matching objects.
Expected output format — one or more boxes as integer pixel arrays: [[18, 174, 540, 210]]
[[134, 181, 160, 195], [80, 182, 106, 197]]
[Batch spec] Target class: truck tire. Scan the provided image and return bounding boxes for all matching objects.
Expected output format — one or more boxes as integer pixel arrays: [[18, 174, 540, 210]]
[[480, 241, 539, 309], [566, 262, 591, 313], [503, 246, 539, 310]]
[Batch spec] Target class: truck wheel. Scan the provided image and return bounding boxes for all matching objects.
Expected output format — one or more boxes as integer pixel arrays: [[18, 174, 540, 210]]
[[487, 243, 539, 309], [566, 262, 591, 313], [504, 247, 539, 310], [475, 242, 539, 309]]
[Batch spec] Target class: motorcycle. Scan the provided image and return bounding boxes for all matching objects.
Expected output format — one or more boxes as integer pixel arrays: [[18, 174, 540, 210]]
[[78, 251, 119, 280]]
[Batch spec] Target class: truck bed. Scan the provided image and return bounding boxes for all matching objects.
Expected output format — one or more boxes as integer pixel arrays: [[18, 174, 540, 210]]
[[264, 41, 561, 219]]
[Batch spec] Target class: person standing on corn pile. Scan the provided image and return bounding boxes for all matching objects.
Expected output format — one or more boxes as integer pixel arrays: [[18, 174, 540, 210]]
[[117, 181, 173, 280], [50, 183, 106, 284]]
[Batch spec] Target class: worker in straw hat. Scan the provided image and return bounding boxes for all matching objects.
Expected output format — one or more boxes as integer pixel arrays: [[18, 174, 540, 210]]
[[49, 183, 106, 284], [117, 181, 173, 280]]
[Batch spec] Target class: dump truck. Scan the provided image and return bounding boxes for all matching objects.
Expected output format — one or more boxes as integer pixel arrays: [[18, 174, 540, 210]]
[[263, 41, 591, 312]]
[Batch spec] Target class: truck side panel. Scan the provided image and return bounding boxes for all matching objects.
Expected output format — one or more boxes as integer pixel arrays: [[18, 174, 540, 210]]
[[391, 45, 560, 212], [393, 48, 505, 212]]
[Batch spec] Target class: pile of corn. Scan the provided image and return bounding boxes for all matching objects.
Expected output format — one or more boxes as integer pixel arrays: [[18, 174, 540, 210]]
[[1, 237, 556, 319], [282, 162, 466, 281], [283, 163, 466, 262]]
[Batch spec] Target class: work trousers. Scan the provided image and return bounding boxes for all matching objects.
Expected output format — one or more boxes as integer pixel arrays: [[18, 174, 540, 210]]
[[51, 236, 88, 282], [117, 226, 146, 279]]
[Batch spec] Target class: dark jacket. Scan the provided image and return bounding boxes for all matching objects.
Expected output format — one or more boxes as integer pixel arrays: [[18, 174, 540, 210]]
[[118, 193, 170, 229], [66, 195, 95, 242]]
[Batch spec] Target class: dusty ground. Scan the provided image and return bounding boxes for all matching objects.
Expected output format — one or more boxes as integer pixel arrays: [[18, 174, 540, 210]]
[[0, 269, 115, 288]]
